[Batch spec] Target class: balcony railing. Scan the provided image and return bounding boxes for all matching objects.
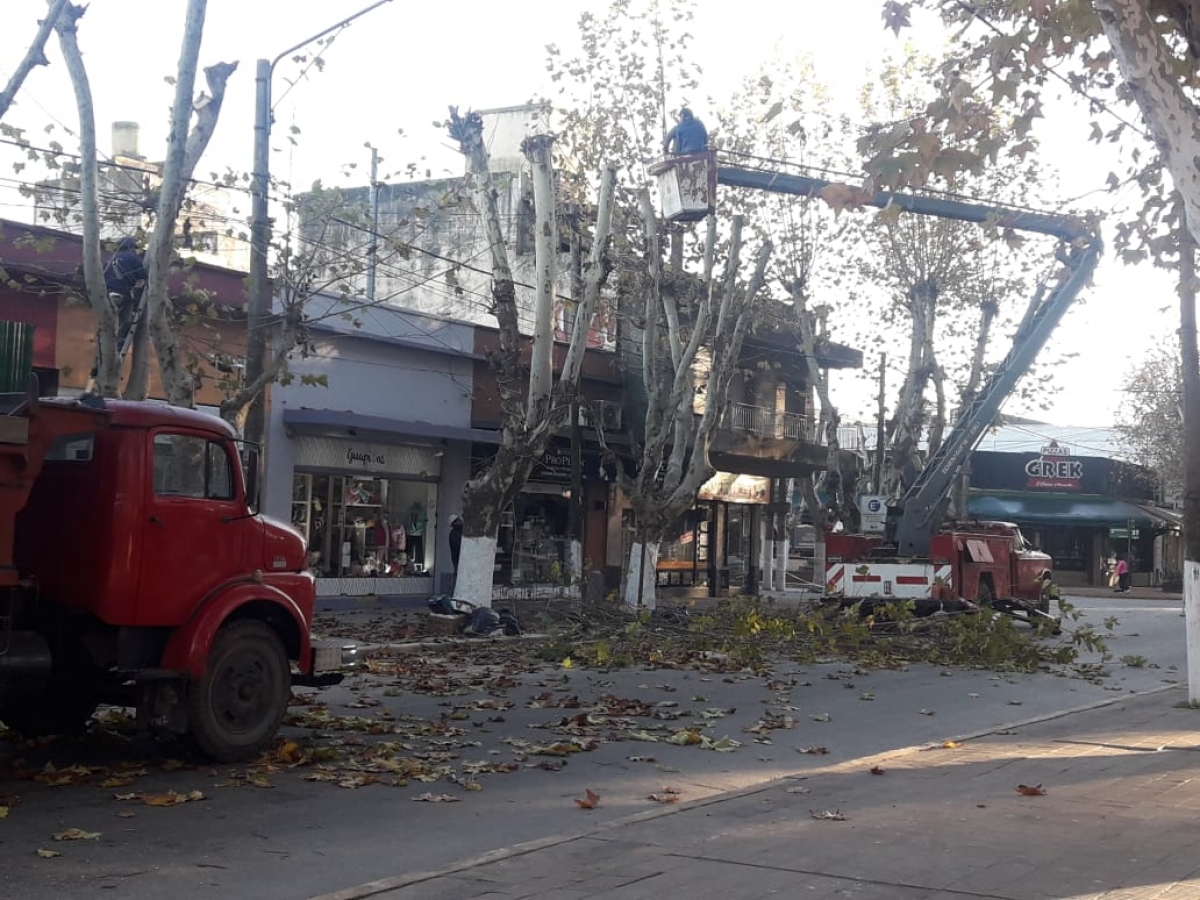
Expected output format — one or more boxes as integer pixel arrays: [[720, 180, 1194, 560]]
[[725, 402, 815, 442]]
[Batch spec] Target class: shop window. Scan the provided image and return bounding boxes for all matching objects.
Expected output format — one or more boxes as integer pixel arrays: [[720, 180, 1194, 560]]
[[292, 472, 436, 579]]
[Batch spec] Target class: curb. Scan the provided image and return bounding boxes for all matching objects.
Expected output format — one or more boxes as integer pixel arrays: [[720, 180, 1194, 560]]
[[308, 682, 1184, 900]]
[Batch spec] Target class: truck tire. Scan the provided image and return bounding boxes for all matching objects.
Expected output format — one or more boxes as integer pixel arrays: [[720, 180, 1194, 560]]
[[188, 619, 290, 763]]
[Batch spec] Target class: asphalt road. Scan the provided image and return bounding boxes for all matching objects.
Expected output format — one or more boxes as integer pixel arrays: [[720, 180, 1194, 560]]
[[0, 592, 1187, 900]]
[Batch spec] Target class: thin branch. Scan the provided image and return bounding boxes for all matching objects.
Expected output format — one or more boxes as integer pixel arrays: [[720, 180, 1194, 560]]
[[0, 0, 70, 122]]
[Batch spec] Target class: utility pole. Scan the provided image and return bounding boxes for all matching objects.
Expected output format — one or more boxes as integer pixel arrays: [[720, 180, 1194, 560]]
[[244, 0, 393, 448], [568, 204, 585, 583], [366, 146, 380, 303], [873, 352, 886, 493]]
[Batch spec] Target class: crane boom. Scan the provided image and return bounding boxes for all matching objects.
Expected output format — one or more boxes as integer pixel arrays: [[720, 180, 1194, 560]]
[[714, 162, 1102, 556]]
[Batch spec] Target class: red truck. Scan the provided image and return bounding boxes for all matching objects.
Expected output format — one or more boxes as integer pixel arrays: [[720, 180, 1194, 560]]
[[0, 391, 352, 761], [825, 521, 1052, 615]]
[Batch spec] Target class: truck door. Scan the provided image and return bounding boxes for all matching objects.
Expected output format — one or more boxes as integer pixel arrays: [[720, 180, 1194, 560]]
[[138, 431, 252, 626]]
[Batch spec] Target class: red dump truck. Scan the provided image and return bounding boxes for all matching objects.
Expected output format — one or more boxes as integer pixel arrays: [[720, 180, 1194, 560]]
[[0, 390, 353, 761]]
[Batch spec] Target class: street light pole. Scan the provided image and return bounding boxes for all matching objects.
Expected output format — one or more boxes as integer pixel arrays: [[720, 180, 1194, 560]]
[[244, 0, 393, 447]]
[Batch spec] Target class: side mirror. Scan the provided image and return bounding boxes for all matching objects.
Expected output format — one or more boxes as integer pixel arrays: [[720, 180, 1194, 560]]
[[240, 446, 261, 513]]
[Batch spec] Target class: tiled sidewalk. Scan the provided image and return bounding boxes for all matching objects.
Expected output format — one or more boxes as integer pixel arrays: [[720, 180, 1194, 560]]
[[317, 687, 1200, 900]]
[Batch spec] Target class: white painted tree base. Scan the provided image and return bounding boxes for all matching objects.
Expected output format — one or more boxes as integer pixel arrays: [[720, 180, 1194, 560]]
[[1186, 560, 1200, 704], [623, 541, 660, 612], [453, 535, 498, 606], [775, 537, 790, 591], [569, 540, 583, 583]]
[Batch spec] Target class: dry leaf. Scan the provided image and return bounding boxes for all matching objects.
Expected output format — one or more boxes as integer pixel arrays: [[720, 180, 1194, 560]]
[[809, 808, 846, 821], [53, 828, 101, 841], [0, 806, 7, 819], [785, 785, 810, 794], [411, 792, 459, 802], [575, 788, 601, 810], [142, 790, 205, 807], [648, 792, 679, 803], [797, 746, 829, 755], [35, 849, 61, 858], [870, 766, 886, 775], [1016, 784, 1047, 796]]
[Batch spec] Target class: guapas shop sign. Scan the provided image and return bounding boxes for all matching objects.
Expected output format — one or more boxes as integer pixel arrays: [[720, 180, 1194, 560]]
[[1025, 441, 1082, 491]]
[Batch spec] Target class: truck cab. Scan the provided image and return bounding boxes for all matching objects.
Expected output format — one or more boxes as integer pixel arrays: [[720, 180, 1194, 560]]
[[0, 397, 351, 761]]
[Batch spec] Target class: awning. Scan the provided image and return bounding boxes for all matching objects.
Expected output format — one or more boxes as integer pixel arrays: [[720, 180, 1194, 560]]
[[282, 407, 501, 445], [968, 492, 1178, 529]]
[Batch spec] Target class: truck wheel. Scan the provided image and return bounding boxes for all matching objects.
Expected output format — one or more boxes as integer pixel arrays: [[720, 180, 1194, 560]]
[[188, 620, 290, 763]]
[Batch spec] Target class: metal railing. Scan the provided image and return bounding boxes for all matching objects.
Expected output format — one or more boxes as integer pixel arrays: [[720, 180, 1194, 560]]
[[727, 402, 775, 437]]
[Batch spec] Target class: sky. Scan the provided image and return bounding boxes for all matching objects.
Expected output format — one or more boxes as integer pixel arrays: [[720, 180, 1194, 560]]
[[0, 0, 1180, 436]]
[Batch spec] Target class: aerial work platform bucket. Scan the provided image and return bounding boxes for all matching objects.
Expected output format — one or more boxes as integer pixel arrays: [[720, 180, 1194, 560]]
[[649, 150, 717, 223]]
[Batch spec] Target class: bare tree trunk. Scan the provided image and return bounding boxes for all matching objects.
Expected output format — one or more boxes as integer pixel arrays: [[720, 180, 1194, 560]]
[[526, 135, 556, 419], [615, 212, 773, 611], [1179, 220, 1200, 703], [0, 0, 69, 122], [886, 280, 938, 496], [799, 474, 826, 593], [446, 109, 616, 604], [141, 0, 236, 407], [793, 279, 845, 529], [53, 3, 118, 395]]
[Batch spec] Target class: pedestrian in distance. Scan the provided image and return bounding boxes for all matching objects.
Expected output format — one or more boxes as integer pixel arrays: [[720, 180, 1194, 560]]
[[448, 515, 463, 572], [1114, 555, 1131, 593], [663, 107, 708, 155]]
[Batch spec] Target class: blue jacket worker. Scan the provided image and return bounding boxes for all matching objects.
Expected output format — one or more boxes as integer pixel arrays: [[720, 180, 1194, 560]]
[[663, 107, 708, 155], [103, 237, 147, 307]]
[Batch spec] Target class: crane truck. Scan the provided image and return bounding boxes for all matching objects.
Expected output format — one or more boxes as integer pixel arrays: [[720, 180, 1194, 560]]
[[712, 162, 1101, 623], [0, 387, 354, 762], [649, 155, 1100, 621]]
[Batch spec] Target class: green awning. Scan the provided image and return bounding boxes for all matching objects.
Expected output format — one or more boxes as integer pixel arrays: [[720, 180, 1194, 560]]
[[968, 493, 1175, 529]]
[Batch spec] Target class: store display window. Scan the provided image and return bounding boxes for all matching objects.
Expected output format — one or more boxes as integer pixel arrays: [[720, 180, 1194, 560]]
[[291, 473, 437, 578]]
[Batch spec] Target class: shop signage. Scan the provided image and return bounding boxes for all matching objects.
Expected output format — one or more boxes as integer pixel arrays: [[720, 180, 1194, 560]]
[[535, 449, 573, 483], [698, 471, 770, 504], [1025, 441, 1082, 491], [295, 436, 442, 478]]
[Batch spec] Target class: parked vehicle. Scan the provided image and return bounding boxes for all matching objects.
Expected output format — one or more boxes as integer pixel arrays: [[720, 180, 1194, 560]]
[[825, 520, 1052, 615], [0, 390, 354, 761]]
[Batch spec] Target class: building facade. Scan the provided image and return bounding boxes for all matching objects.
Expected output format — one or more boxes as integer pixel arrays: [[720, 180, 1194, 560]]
[[261, 297, 483, 601]]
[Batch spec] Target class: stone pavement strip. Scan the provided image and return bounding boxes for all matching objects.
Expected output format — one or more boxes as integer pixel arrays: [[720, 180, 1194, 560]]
[[315, 687, 1200, 900]]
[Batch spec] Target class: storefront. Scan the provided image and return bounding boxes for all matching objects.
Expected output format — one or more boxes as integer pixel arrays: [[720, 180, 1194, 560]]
[[486, 445, 607, 596], [286, 434, 447, 597], [619, 471, 772, 596], [968, 443, 1179, 587]]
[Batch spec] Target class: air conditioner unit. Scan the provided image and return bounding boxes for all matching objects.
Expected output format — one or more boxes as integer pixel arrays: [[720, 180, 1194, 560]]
[[600, 403, 622, 431]]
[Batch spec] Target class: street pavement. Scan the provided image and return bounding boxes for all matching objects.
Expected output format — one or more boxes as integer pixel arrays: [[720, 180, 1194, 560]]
[[319, 684, 1200, 900], [0, 591, 1192, 900]]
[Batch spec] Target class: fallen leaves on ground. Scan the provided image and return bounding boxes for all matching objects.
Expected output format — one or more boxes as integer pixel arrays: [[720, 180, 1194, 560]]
[[35, 848, 61, 858], [870, 766, 886, 775], [797, 746, 829, 755], [1016, 783, 1047, 796], [575, 788, 601, 809], [141, 790, 205, 807], [52, 828, 100, 841], [648, 787, 681, 803], [411, 792, 459, 802], [809, 808, 846, 821]]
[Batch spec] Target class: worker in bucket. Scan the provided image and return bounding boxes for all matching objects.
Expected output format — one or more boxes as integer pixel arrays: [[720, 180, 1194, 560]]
[[664, 107, 708, 155]]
